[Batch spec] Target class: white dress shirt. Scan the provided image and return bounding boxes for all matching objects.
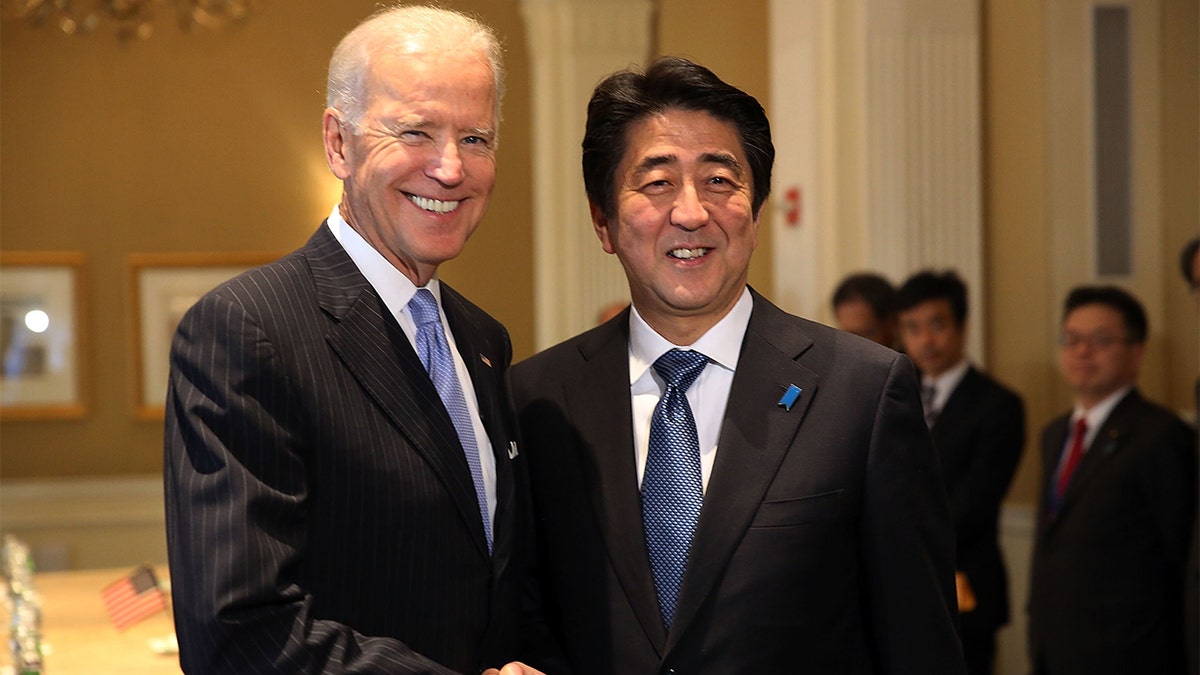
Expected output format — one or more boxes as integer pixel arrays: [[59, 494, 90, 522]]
[[1054, 385, 1132, 481], [921, 358, 971, 416], [327, 205, 497, 528], [628, 287, 753, 493]]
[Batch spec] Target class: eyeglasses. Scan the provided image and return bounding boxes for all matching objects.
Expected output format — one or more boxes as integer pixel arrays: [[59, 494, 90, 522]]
[[1058, 332, 1132, 350]]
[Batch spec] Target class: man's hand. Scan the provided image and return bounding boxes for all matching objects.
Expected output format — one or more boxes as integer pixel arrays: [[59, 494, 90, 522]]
[[482, 662, 545, 675]]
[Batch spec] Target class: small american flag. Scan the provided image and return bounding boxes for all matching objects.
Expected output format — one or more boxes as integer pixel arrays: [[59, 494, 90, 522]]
[[101, 565, 166, 630]]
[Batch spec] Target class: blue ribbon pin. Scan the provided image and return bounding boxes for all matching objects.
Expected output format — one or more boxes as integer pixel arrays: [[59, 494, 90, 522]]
[[778, 384, 802, 411]]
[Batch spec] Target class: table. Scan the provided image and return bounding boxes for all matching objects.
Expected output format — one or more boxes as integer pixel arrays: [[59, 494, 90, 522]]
[[3, 567, 181, 674]]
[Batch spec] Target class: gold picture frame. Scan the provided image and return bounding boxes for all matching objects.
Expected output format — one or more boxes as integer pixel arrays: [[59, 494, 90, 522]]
[[0, 252, 88, 420], [129, 252, 278, 420]]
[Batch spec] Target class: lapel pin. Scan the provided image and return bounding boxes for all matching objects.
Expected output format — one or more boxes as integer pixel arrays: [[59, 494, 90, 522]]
[[480, 354, 492, 368], [778, 384, 802, 411], [1101, 429, 1121, 455], [507, 441, 519, 459]]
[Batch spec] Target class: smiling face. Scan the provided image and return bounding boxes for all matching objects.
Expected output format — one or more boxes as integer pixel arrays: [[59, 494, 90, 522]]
[[323, 48, 497, 286], [594, 108, 758, 344]]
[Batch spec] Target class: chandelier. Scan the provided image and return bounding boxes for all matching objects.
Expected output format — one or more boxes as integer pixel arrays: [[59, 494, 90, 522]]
[[2, 0, 253, 40]]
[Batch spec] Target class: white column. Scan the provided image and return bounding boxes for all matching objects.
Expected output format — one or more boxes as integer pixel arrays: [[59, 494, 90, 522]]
[[770, 0, 985, 360], [520, 0, 654, 350]]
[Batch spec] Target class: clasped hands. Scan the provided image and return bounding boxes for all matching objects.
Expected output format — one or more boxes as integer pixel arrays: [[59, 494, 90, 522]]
[[483, 662, 544, 675]]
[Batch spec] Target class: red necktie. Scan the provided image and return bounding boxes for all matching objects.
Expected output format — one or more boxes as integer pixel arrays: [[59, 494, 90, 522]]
[[1055, 417, 1088, 503]]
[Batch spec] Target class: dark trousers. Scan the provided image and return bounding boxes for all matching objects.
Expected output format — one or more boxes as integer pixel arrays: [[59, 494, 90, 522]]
[[959, 612, 996, 675]]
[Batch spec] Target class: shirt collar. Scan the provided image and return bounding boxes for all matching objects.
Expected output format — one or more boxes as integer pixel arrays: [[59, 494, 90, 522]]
[[327, 203, 441, 308], [922, 358, 970, 402], [628, 287, 753, 384], [1073, 385, 1132, 431]]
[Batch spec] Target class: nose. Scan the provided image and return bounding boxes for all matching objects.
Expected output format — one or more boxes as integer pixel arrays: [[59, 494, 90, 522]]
[[426, 139, 464, 186], [670, 182, 710, 231]]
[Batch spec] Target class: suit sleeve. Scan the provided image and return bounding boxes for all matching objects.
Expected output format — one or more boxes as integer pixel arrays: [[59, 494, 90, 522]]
[[163, 289, 458, 675], [860, 355, 966, 674], [948, 388, 1025, 547]]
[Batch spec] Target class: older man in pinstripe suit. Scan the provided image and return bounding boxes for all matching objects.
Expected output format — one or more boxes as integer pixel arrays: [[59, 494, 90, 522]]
[[164, 6, 547, 674]]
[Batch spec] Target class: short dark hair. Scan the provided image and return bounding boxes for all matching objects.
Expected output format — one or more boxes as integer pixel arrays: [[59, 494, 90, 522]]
[[1063, 285, 1148, 344], [831, 273, 896, 320], [581, 56, 775, 222], [1180, 237, 1199, 285], [895, 270, 968, 326]]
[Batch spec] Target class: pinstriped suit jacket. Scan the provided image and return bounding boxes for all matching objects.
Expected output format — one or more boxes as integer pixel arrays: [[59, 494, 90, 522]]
[[164, 223, 528, 674]]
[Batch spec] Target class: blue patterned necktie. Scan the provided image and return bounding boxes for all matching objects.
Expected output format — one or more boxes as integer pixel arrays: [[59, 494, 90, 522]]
[[642, 348, 708, 631], [408, 288, 491, 554]]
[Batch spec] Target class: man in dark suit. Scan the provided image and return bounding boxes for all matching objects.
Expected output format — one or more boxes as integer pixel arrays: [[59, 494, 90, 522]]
[[511, 56, 964, 674], [164, 6, 545, 674], [1028, 286, 1196, 675], [895, 270, 1025, 675]]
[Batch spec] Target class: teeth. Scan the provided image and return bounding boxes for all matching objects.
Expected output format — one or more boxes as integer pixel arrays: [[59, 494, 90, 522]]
[[669, 248, 708, 260], [409, 194, 460, 214]]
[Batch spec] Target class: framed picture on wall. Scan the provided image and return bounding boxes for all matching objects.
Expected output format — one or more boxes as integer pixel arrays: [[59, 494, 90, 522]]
[[0, 252, 88, 420], [129, 252, 278, 420]]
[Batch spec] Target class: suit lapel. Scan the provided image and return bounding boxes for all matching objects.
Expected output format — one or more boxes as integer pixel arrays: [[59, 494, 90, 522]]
[[930, 368, 979, 436], [669, 292, 819, 651], [1041, 390, 1140, 533], [565, 315, 669, 651], [306, 224, 490, 560], [1056, 390, 1139, 515], [441, 284, 515, 572]]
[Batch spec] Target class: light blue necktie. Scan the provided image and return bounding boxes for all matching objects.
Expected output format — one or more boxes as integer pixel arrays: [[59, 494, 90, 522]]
[[408, 288, 491, 554], [642, 348, 708, 631]]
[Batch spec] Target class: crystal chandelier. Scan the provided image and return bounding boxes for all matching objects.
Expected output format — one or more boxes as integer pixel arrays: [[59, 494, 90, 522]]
[[2, 0, 253, 40]]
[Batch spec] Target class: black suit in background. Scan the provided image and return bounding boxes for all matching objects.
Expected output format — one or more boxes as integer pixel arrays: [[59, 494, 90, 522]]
[[929, 367, 1025, 674], [512, 290, 965, 674], [165, 224, 531, 674], [1028, 389, 1197, 675]]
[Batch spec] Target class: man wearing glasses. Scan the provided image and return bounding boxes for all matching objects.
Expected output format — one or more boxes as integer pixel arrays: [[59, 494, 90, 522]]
[[1027, 285, 1196, 675]]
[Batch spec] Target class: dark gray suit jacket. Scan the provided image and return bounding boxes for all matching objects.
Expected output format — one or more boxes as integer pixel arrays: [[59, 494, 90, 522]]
[[164, 223, 530, 674], [511, 290, 965, 674], [929, 367, 1025, 634], [1029, 389, 1197, 675]]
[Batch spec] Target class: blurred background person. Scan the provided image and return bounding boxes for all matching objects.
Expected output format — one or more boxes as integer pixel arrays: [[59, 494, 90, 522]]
[[1180, 235, 1199, 675], [830, 271, 898, 348], [895, 269, 1025, 675], [1028, 285, 1196, 675]]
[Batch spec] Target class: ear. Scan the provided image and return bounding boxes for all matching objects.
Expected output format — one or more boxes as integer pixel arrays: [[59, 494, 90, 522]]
[[323, 109, 352, 180], [590, 201, 616, 254]]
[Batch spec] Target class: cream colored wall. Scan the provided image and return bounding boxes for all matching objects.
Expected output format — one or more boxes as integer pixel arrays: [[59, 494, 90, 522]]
[[1, 0, 1195, 487], [0, 1, 535, 478], [1161, 0, 1200, 415], [986, 0, 1199, 506], [984, 0, 1056, 506]]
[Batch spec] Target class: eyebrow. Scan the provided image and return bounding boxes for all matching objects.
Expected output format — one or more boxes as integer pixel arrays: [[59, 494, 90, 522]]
[[630, 151, 746, 179], [384, 116, 496, 139]]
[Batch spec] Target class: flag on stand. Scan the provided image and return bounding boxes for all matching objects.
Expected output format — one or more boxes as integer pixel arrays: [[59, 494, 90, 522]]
[[101, 565, 167, 630]]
